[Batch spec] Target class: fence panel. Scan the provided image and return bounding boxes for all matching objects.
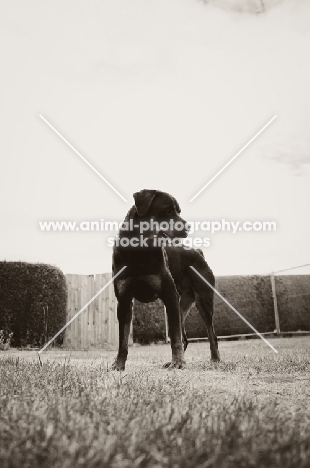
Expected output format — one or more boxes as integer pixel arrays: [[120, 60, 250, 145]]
[[64, 273, 130, 350]]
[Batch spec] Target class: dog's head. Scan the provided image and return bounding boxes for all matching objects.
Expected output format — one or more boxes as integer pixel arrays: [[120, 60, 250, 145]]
[[133, 189, 188, 239]]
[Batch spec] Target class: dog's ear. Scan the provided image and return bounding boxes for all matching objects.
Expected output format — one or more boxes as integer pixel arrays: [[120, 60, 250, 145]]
[[133, 189, 157, 216]]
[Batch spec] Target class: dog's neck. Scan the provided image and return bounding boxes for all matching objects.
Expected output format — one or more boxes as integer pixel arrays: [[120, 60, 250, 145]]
[[116, 206, 164, 272], [118, 206, 157, 243]]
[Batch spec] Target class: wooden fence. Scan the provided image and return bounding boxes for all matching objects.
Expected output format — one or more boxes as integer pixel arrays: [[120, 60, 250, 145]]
[[63, 273, 132, 350]]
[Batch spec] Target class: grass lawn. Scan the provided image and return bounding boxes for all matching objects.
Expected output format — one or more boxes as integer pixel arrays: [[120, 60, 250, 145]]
[[0, 336, 309, 467]]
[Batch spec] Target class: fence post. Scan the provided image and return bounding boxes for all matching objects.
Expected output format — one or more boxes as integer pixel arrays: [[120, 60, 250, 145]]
[[270, 272, 280, 334]]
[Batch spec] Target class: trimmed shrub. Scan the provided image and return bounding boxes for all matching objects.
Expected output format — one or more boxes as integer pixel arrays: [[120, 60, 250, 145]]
[[132, 275, 310, 343], [0, 261, 67, 347], [186, 275, 275, 338], [133, 299, 165, 344], [275, 275, 310, 332]]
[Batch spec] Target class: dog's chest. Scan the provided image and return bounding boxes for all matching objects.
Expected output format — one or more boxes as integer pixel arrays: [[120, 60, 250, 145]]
[[117, 274, 162, 304]]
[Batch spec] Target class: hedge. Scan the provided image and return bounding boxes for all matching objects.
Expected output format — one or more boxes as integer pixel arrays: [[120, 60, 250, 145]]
[[0, 261, 67, 347], [133, 299, 165, 344], [186, 275, 275, 338], [133, 275, 310, 343], [275, 275, 310, 332]]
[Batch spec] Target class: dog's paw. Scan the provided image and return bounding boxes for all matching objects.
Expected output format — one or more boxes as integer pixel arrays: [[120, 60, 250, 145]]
[[166, 360, 186, 370], [162, 362, 171, 368], [211, 352, 220, 362], [111, 360, 126, 371]]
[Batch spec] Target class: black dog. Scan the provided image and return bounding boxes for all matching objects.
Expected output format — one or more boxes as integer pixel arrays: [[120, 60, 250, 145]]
[[112, 189, 220, 370]]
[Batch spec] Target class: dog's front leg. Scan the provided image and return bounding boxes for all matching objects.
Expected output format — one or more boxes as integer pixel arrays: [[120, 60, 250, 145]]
[[161, 276, 186, 370], [112, 299, 133, 371]]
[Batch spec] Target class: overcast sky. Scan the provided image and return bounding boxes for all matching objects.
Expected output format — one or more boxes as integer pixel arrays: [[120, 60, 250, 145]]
[[1, 0, 309, 276]]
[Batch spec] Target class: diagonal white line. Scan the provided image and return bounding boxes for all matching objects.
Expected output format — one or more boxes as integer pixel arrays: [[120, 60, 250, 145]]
[[273, 263, 310, 274], [190, 266, 278, 353], [189, 115, 277, 202], [39, 114, 128, 203], [38, 266, 127, 354]]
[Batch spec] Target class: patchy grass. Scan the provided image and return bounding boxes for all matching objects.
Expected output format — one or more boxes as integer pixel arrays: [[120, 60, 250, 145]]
[[0, 337, 309, 467]]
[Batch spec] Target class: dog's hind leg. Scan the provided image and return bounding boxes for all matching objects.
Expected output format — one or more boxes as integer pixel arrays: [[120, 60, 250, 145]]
[[112, 298, 133, 371], [160, 275, 185, 370], [180, 291, 195, 352], [190, 266, 220, 361], [195, 295, 220, 361], [162, 290, 194, 368]]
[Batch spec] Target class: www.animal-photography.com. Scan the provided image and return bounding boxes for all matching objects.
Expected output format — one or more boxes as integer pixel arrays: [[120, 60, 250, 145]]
[[1, 1, 310, 467]]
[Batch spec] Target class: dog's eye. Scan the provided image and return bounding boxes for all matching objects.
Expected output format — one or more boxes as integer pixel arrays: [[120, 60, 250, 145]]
[[166, 208, 174, 215]]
